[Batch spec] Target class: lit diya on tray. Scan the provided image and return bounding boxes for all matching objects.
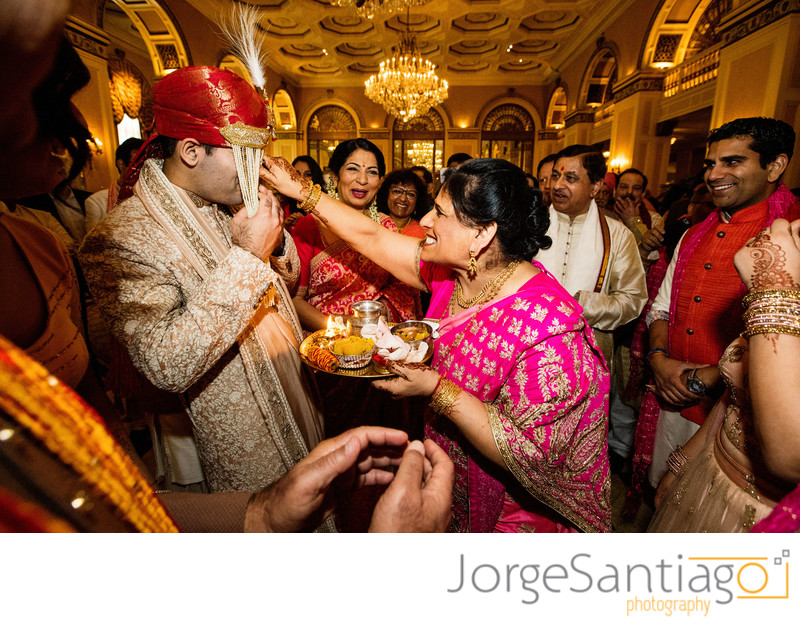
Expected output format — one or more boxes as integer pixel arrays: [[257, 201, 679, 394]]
[[300, 304, 437, 377], [301, 315, 376, 372]]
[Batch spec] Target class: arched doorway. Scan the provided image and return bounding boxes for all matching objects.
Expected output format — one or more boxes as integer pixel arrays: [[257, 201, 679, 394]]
[[306, 105, 357, 171], [480, 104, 536, 172], [392, 109, 445, 172], [546, 87, 567, 130], [581, 48, 617, 111]]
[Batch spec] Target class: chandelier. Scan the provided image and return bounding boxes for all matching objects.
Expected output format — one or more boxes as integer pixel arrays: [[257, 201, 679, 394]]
[[330, 0, 430, 20], [364, 22, 448, 122]]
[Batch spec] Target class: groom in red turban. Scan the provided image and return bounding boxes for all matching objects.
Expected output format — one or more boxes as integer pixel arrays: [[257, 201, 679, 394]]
[[79, 66, 329, 510]]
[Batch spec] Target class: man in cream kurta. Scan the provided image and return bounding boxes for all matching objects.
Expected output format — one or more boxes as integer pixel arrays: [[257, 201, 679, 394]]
[[79, 67, 325, 495], [535, 145, 647, 371]]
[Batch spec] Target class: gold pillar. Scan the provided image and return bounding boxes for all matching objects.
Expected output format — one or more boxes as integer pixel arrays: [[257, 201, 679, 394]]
[[535, 129, 562, 166], [446, 129, 480, 162], [610, 74, 671, 189], [272, 131, 303, 163], [65, 17, 115, 193], [562, 109, 595, 147], [712, 13, 800, 186]]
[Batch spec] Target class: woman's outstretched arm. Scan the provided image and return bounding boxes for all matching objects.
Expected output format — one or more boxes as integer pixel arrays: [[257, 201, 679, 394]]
[[262, 157, 427, 291], [734, 218, 800, 483]]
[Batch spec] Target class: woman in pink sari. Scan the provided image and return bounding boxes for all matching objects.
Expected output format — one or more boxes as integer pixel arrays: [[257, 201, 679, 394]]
[[265, 157, 611, 532], [291, 139, 419, 334]]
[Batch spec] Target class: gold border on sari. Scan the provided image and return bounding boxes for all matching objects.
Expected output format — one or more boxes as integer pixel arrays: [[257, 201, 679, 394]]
[[487, 402, 603, 533]]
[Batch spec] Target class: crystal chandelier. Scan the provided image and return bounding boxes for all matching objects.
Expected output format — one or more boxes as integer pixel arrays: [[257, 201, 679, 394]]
[[330, 0, 430, 20], [364, 24, 448, 122]]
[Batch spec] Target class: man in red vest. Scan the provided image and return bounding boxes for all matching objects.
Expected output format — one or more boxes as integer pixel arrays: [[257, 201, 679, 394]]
[[637, 117, 800, 491]]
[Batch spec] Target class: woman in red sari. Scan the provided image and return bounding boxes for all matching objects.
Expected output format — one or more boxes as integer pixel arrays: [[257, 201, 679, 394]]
[[291, 139, 420, 334]]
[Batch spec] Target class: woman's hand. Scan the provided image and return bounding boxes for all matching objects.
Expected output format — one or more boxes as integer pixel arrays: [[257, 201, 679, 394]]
[[734, 218, 800, 291], [654, 470, 676, 509], [261, 155, 309, 202], [371, 360, 441, 399]]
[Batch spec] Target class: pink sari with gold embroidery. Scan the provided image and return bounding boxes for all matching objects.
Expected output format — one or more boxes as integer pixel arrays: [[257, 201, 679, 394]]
[[421, 260, 611, 532], [293, 214, 420, 326]]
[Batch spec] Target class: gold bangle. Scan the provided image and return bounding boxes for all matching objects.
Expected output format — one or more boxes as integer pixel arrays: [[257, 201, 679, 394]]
[[299, 183, 322, 213], [742, 324, 800, 339], [666, 445, 689, 476], [429, 377, 462, 416], [742, 288, 800, 309]]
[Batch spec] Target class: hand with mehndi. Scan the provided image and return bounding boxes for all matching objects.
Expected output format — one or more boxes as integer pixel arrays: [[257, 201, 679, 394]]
[[734, 218, 800, 291], [261, 155, 309, 202], [371, 360, 441, 398]]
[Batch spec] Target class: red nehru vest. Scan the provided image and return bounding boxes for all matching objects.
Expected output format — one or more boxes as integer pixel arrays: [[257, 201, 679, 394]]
[[671, 197, 800, 425]]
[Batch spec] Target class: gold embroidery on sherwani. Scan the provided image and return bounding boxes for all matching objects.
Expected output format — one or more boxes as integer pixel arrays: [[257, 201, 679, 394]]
[[135, 161, 314, 472], [89, 160, 333, 530]]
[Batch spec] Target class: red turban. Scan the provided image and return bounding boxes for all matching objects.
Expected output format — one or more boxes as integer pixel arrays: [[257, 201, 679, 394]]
[[153, 66, 271, 147], [119, 66, 273, 201]]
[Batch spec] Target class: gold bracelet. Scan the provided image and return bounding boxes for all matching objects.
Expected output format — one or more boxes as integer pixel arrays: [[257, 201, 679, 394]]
[[666, 445, 689, 477], [429, 377, 462, 416], [742, 288, 800, 309], [742, 323, 800, 339], [299, 183, 322, 213], [744, 305, 800, 317]]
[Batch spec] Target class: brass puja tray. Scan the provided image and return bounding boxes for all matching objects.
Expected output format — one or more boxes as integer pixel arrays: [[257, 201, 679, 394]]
[[299, 327, 434, 379]]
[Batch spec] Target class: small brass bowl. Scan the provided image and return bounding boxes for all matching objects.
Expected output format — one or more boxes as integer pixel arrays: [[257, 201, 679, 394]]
[[390, 321, 433, 347], [329, 337, 375, 369]]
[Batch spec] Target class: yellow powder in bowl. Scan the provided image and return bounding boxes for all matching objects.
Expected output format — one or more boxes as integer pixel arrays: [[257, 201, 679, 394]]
[[331, 336, 374, 357]]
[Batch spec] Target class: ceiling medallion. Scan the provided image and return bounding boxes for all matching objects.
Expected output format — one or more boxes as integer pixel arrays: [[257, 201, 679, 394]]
[[364, 9, 448, 122], [330, 0, 430, 21]]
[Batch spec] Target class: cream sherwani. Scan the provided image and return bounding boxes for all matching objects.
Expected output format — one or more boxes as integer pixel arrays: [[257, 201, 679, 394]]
[[79, 160, 325, 494], [535, 200, 647, 368]]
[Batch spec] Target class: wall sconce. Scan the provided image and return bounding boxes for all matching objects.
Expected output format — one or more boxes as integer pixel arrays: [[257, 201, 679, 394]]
[[609, 158, 623, 173], [89, 137, 104, 155]]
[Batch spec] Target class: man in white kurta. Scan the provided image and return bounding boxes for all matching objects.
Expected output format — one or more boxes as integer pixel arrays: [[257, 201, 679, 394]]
[[535, 145, 647, 376]]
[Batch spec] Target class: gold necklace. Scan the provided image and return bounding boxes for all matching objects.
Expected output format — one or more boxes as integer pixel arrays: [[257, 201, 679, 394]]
[[451, 259, 521, 312]]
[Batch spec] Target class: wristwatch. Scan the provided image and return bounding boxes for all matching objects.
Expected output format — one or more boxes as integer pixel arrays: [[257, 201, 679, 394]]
[[685, 368, 707, 396]]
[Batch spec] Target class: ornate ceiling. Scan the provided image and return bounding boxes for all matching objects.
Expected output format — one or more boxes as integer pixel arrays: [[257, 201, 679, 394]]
[[186, 0, 638, 88]]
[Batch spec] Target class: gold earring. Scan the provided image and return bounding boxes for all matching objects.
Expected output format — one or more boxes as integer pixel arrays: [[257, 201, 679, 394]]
[[468, 249, 478, 277]]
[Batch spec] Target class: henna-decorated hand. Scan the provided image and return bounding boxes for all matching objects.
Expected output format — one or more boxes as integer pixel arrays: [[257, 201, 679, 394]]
[[261, 155, 310, 202], [371, 360, 441, 399], [734, 218, 800, 291]]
